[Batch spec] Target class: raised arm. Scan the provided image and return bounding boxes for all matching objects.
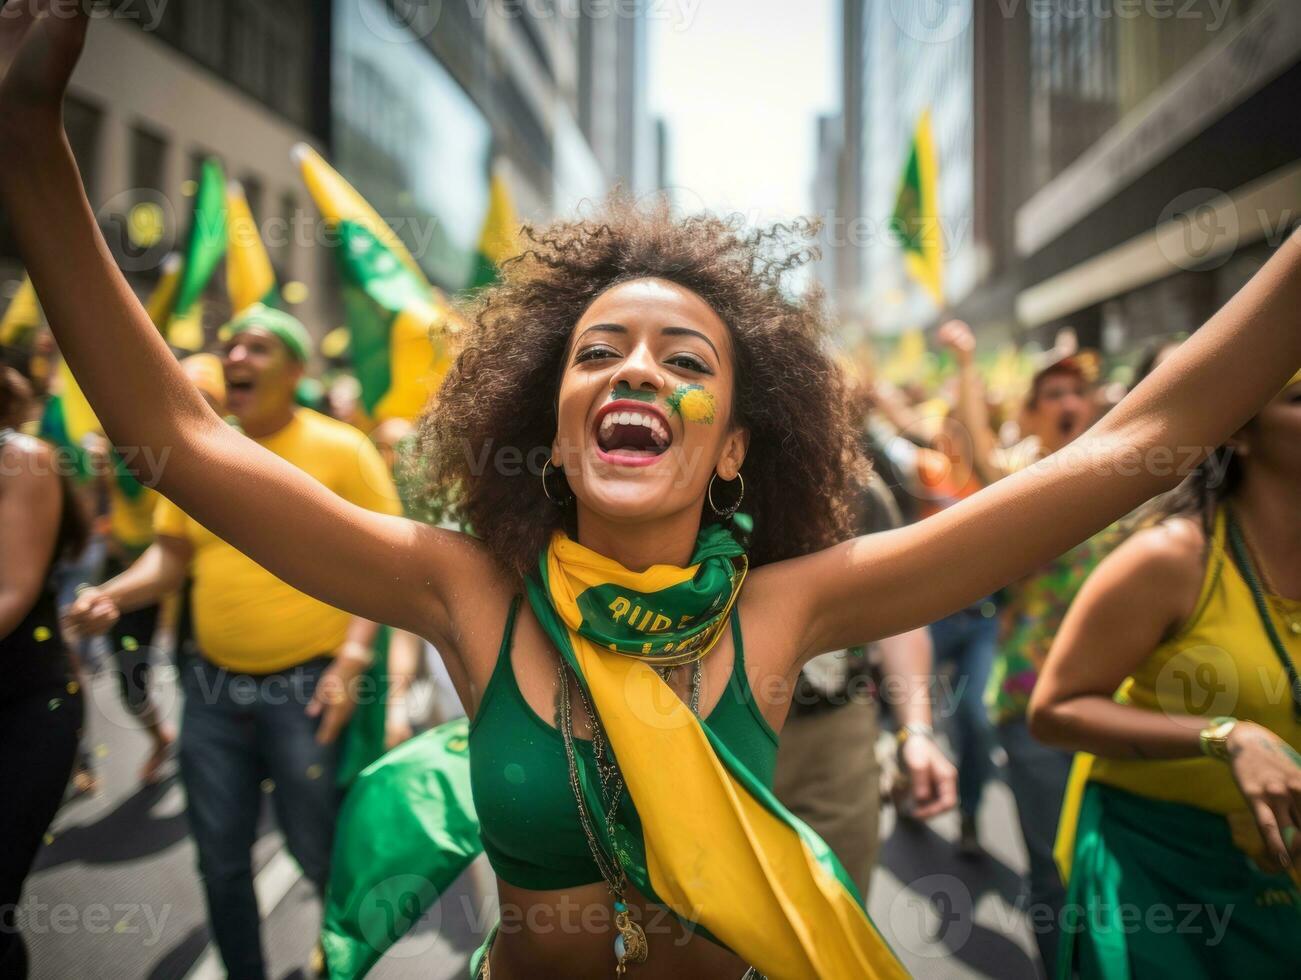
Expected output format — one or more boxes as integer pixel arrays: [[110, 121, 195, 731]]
[[937, 320, 1007, 485], [0, 10, 494, 646], [769, 228, 1301, 661]]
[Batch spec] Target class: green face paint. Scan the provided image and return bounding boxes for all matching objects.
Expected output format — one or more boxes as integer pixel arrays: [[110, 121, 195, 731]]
[[666, 384, 716, 424], [611, 380, 656, 403]]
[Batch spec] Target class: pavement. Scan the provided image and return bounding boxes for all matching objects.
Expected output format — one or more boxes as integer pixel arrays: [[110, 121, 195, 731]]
[[22, 656, 1044, 980]]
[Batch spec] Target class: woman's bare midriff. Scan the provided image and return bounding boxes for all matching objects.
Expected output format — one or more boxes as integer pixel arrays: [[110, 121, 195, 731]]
[[488, 878, 752, 979]]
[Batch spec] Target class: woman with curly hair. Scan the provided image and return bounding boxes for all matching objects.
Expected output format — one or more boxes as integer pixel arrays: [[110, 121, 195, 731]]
[[3, 12, 1301, 979]]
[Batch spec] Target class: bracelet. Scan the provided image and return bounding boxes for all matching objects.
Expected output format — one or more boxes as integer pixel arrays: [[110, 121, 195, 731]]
[[896, 723, 935, 749], [336, 640, 374, 667], [1198, 716, 1237, 762]]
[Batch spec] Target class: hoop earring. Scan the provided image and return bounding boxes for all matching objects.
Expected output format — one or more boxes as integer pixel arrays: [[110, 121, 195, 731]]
[[542, 455, 570, 505], [707, 472, 744, 518]]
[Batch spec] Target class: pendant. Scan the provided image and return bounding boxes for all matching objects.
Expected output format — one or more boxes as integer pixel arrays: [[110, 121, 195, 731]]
[[614, 905, 649, 970]]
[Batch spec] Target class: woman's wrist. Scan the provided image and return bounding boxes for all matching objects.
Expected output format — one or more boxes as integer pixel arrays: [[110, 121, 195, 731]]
[[1223, 719, 1275, 759]]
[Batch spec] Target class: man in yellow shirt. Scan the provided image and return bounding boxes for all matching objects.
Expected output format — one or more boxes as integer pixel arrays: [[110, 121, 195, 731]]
[[66, 307, 400, 979]]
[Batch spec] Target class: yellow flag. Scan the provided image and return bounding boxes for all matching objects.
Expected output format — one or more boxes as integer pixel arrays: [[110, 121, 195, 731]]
[[471, 169, 520, 286], [226, 180, 278, 315], [0, 275, 42, 347]]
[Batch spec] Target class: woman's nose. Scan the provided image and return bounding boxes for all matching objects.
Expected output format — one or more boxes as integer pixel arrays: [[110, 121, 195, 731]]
[[614, 344, 663, 394]]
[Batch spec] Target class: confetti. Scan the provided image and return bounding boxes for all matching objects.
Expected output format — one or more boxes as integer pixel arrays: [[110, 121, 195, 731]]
[[94, 744, 109, 759], [43, 833, 54, 845], [66, 681, 79, 695], [121, 636, 139, 652], [261, 779, 275, 794], [33, 626, 52, 642], [306, 764, 323, 781], [48, 698, 62, 711]]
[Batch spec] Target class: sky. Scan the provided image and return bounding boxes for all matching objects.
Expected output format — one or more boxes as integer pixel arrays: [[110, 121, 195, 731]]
[[647, 0, 839, 223]]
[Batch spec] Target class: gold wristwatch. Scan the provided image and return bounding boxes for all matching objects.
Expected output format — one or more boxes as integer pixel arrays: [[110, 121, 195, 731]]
[[1199, 716, 1237, 762]]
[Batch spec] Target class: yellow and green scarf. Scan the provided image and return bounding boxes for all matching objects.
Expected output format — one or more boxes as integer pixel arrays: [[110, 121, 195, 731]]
[[322, 523, 908, 978], [525, 523, 907, 979]]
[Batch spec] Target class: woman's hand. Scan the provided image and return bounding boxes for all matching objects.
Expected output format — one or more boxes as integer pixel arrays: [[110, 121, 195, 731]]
[[0, 0, 88, 121], [894, 732, 959, 821], [1226, 721, 1301, 869], [62, 584, 120, 639]]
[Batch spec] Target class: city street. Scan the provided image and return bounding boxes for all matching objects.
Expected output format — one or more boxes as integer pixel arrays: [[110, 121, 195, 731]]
[[22, 656, 1041, 980]]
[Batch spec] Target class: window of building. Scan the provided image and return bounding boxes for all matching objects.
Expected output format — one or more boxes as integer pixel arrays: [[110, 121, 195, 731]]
[[131, 124, 170, 194], [65, 95, 105, 203]]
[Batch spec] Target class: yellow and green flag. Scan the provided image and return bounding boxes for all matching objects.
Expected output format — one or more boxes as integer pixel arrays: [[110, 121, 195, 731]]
[[226, 179, 279, 314], [0, 274, 41, 350], [890, 110, 944, 306], [168, 158, 228, 351], [293, 144, 450, 422], [468, 168, 520, 289]]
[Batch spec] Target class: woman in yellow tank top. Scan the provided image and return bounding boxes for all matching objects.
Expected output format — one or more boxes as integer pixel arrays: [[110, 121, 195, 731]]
[[1030, 371, 1301, 978]]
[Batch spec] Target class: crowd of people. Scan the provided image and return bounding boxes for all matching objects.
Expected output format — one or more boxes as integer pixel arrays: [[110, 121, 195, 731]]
[[2, 9, 1300, 980]]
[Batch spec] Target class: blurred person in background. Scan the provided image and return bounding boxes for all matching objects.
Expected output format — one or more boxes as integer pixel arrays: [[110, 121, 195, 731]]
[[940, 317, 1113, 976], [64, 306, 401, 980], [1030, 366, 1301, 978], [774, 369, 957, 897], [870, 377, 1000, 857], [0, 364, 87, 978]]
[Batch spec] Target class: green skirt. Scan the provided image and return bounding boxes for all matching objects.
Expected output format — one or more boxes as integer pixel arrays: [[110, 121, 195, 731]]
[[1060, 783, 1301, 979]]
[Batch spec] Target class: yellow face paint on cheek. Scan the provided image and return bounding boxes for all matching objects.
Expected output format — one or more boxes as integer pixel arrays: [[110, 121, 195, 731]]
[[667, 384, 716, 425]]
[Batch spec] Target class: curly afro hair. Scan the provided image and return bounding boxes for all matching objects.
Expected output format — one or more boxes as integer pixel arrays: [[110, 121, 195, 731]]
[[413, 193, 866, 580]]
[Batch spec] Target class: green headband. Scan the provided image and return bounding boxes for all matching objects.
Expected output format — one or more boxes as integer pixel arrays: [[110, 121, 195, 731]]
[[223, 303, 313, 363]]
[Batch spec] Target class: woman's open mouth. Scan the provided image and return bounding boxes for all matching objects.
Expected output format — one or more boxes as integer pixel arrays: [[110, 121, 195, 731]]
[[593, 401, 672, 466]]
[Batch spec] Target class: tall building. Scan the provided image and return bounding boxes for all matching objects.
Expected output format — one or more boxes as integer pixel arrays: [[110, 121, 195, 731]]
[[1012, 0, 1301, 355], [0, 1, 335, 336], [1, 1, 655, 340], [850, 0, 980, 337]]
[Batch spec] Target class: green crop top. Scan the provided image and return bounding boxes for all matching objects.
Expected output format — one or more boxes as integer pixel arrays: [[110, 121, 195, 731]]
[[468, 596, 779, 891]]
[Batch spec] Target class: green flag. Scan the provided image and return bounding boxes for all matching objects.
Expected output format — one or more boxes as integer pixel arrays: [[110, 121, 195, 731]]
[[169, 158, 228, 349], [889, 110, 944, 306], [295, 144, 450, 422], [468, 168, 519, 289], [322, 719, 482, 979]]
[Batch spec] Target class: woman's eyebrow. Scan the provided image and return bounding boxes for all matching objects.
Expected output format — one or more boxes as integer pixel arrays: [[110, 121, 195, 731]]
[[578, 323, 628, 340], [576, 322, 719, 360], [661, 326, 719, 358]]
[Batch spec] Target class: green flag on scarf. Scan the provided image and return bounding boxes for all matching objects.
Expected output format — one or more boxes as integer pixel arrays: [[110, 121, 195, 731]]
[[169, 158, 228, 350], [323, 718, 482, 979]]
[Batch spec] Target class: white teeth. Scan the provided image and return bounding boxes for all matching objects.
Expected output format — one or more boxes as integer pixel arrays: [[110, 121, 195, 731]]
[[597, 409, 671, 449]]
